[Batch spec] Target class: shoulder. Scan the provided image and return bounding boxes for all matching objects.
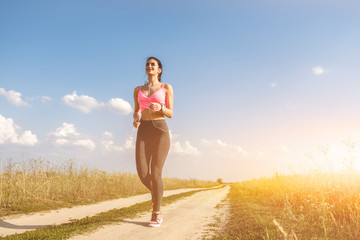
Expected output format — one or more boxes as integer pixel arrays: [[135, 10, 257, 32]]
[[163, 83, 173, 91], [134, 86, 140, 95]]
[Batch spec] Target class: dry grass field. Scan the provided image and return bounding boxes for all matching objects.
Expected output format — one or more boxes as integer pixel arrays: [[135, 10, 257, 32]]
[[211, 172, 360, 240], [0, 158, 217, 217]]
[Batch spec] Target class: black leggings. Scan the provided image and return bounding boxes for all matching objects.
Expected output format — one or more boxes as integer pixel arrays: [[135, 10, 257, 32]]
[[135, 119, 170, 212]]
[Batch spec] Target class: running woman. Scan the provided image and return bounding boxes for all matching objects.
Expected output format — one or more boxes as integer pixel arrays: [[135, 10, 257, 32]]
[[133, 57, 174, 227]]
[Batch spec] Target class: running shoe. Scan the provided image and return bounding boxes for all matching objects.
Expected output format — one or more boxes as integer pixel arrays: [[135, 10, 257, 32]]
[[148, 212, 163, 227]]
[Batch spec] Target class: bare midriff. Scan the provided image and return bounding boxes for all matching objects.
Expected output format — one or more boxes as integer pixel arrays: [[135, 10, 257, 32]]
[[140, 109, 165, 121]]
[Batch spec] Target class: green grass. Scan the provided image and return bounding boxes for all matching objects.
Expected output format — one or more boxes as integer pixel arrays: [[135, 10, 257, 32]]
[[1, 186, 224, 240], [0, 158, 218, 217]]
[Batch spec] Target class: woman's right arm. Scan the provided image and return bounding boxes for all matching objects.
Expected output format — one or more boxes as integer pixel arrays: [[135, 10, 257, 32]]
[[133, 87, 141, 128]]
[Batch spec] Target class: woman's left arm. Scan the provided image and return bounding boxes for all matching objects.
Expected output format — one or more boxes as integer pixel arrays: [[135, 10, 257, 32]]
[[162, 83, 173, 118]]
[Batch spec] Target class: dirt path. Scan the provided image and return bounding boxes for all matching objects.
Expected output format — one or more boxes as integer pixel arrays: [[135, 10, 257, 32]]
[[0, 187, 210, 237], [69, 186, 229, 240]]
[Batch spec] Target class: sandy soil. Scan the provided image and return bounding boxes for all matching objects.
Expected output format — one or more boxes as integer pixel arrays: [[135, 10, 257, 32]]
[[0, 187, 209, 237], [69, 186, 230, 240]]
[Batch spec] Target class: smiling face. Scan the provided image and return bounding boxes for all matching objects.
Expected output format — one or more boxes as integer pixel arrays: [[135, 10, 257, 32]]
[[145, 58, 162, 77]]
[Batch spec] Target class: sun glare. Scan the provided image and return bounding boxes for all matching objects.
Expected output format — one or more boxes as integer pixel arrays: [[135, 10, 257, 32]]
[[315, 140, 360, 173]]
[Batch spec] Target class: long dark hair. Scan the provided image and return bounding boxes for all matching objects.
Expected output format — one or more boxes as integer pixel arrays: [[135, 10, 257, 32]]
[[146, 56, 163, 82]]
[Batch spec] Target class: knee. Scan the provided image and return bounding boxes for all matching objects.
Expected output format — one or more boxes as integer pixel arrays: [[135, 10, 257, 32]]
[[137, 171, 150, 182], [151, 171, 162, 183], [141, 173, 150, 182]]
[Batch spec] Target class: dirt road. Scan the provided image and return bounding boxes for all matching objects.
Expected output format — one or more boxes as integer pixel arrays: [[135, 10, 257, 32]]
[[0, 187, 215, 237], [69, 186, 229, 240]]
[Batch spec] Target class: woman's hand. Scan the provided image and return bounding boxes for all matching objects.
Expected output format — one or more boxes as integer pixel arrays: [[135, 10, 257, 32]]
[[133, 119, 141, 128], [133, 87, 142, 128], [133, 113, 141, 128], [149, 102, 162, 111]]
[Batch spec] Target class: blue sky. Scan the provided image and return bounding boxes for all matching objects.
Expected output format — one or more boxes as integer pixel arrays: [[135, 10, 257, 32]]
[[1, 0, 360, 182]]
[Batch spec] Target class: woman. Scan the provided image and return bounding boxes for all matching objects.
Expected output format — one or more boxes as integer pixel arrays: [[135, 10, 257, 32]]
[[133, 57, 173, 227]]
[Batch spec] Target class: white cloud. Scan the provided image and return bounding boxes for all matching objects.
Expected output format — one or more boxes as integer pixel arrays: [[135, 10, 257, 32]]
[[62, 91, 103, 113], [49, 122, 95, 150], [312, 66, 325, 75], [171, 140, 201, 156], [123, 136, 134, 149], [201, 139, 246, 158], [0, 114, 38, 146], [103, 131, 113, 138], [55, 138, 69, 146], [270, 82, 278, 88], [50, 123, 80, 138], [73, 139, 96, 150], [101, 132, 134, 152], [167, 131, 200, 156], [169, 130, 179, 140], [62, 91, 132, 115], [18, 131, 38, 146], [0, 88, 29, 106], [107, 98, 133, 115], [201, 139, 245, 153], [41, 96, 52, 103], [102, 140, 117, 151]]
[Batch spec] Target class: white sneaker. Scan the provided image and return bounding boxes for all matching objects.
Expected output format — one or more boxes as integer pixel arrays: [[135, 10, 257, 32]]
[[148, 212, 163, 227]]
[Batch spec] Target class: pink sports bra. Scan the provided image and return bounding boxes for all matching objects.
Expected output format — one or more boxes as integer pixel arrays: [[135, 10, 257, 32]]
[[138, 84, 166, 113]]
